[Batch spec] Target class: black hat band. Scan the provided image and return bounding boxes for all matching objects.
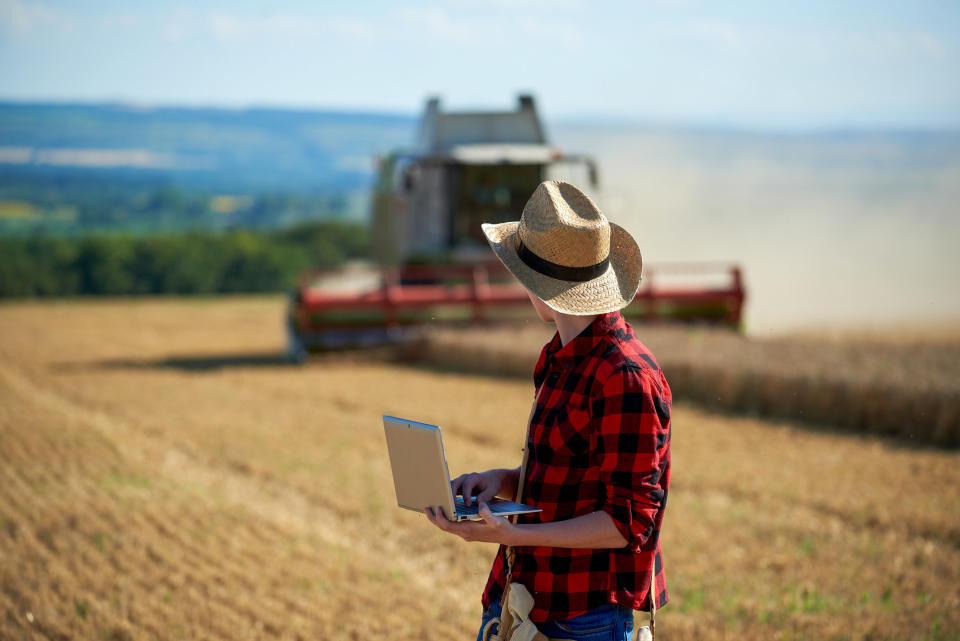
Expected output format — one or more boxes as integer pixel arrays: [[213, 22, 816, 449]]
[[515, 235, 610, 283]]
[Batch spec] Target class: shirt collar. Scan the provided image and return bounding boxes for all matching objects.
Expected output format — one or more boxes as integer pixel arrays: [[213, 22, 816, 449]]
[[545, 311, 624, 369]]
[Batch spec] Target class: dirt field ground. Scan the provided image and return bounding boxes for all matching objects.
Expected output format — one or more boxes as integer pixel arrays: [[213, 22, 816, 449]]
[[1, 296, 958, 640]]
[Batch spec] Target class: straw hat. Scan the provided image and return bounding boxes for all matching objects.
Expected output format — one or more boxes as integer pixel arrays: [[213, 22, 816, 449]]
[[481, 180, 642, 316]]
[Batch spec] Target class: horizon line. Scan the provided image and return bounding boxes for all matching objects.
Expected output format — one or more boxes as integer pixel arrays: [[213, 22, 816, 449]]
[[2, 96, 960, 136]]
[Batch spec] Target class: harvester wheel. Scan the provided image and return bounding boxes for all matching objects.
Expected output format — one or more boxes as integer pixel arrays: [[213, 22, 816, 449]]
[[286, 323, 309, 364]]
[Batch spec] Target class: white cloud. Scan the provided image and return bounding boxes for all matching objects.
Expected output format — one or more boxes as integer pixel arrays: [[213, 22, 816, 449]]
[[471, 0, 584, 9], [392, 3, 584, 47], [649, 18, 745, 50], [205, 10, 376, 44], [0, 0, 73, 36], [98, 12, 143, 32], [207, 11, 248, 41], [393, 6, 478, 43], [161, 8, 200, 42], [786, 28, 948, 62], [875, 30, 946, 57], [916, 32, 946, 56], [685, 20, 742, 49]]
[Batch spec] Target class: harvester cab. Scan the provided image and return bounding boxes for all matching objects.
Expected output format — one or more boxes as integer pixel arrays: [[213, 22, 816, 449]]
[[371, 95, 597, 267]]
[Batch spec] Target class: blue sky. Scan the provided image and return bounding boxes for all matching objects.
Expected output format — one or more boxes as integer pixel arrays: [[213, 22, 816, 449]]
[[1, 0, 958, 128]]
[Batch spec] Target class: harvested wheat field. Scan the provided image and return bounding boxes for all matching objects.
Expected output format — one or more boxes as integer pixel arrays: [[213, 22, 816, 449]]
[[412, 323, 960, 445], [1, 296, 958, 641]]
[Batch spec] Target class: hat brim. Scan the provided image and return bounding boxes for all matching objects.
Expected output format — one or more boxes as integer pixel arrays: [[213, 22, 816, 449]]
[[481, 221, 642, 316]]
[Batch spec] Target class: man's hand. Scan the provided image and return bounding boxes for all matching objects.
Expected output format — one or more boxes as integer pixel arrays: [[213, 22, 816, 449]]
[[424, 501, 515, 545]]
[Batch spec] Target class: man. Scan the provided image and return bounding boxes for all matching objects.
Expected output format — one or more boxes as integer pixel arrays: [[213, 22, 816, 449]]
[[426, 181, 671, 641]]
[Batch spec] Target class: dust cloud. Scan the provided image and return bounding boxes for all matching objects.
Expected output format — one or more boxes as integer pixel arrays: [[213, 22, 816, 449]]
[[552, 126, 960, 335]]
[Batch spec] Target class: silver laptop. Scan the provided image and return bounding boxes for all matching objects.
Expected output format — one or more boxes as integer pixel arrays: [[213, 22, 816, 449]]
[[383, 415, 542, 522]]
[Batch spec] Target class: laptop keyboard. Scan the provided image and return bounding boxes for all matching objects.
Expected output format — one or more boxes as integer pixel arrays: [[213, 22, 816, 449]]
[[455, 496, 481, 515]]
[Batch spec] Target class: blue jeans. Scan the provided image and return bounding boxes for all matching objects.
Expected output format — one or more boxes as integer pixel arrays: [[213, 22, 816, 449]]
[[477, 599, 638, 641]]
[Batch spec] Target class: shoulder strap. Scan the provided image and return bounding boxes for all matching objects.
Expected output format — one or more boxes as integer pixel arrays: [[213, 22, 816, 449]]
[[513, 384, 543, 509], [649, 563, 657, 638], [631, 565, 657, 640], [504, 384, 544, 586]]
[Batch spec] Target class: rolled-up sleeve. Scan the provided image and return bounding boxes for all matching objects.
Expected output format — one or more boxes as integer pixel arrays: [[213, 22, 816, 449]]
[[592, 367, 666, 549]]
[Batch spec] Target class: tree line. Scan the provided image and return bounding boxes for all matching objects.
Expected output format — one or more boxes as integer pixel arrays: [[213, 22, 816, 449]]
[[0, 221, 369, 297], [0, 172, 357, 235]]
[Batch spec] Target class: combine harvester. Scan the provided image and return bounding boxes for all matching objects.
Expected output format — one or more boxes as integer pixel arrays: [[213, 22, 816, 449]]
[[287, 96, 745, 360]]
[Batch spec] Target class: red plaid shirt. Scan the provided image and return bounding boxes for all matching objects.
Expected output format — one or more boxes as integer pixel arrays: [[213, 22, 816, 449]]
[[481, 311, 671, 623]]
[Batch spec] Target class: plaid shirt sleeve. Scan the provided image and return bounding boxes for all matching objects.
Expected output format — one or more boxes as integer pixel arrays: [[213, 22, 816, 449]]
[[592, 366, 667, 549]]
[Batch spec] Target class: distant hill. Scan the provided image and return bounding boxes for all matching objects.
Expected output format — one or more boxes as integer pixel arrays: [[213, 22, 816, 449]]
[[0, 103, 417, 234], [3, 102, 957, 238], [0, 102, 416, 192]]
